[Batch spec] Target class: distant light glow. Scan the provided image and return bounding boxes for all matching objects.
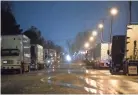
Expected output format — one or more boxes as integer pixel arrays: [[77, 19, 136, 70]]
[[92, 30, 97, 36], [24, 46, 30, 48], [47, 60, 50, 63], [86, 70, 89, 73], [110, 7, 118, 16], [66, 55, 71, 62], [81, 51, 86, 54], [98, 23, 104, 29], [24, 54, 30, 57], [89, 36, 94, 41], [84, 42, 89, 48]]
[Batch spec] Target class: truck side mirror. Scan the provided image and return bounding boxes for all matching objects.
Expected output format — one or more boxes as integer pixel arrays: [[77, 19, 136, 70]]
[[134, 40, 137, 47], [107, 50, 110, 55]]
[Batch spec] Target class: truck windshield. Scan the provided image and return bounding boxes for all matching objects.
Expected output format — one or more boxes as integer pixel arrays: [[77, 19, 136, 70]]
[[1, 49, 20, 56]]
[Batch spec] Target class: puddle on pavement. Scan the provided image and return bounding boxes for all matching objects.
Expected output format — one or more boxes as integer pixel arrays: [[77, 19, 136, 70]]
[[46, 75, 100, 94], [46, 75, 108, 94], [48, 79, 83, 89], [76, 75, 122, 94], [44, 71, 125, 94]]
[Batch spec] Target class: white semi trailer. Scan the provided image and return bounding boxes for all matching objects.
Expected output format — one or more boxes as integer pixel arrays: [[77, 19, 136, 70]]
[[126, 24, 138, 60], [93, 43, 111, 68], [109, 24, 138, 75], [30, 44, 44, 70], [1, 34, 31, 74]]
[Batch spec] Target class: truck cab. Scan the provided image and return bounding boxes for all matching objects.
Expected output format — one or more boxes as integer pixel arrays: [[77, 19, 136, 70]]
[[1, 35, 30, 74]]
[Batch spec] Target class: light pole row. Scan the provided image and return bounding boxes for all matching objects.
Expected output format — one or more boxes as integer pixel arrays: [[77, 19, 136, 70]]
[[84, 7, 119, 54]]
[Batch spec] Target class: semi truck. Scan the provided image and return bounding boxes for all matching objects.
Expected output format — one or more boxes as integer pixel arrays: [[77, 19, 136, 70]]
[[30, 44, 44, 70], [85, 49, 94, 62], [109, 35, 126, 74], [125, 24, 138, 75], [93, 43, 111, 69], [1, 34, 31, 74], [44, 49, 57, 68], [109, 24, 138, 75]]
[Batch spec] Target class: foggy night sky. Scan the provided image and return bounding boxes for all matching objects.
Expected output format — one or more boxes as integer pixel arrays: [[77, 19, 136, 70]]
[[12, 1, 138, 51]]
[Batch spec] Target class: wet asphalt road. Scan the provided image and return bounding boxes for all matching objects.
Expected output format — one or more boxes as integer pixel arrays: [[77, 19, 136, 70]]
[[1, 62, 138, 94]]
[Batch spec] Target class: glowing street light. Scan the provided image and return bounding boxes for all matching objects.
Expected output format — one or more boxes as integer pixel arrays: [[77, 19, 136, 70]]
[[89, 36, 94, 41], [108, 7, 118, 60], [92, 30, 97, 36], [98, 23, 104, 43], [66, 55, 71, 62], [110, 7, 118, 16], [98, 23, 104, 29], [84, 42, 89, 48]]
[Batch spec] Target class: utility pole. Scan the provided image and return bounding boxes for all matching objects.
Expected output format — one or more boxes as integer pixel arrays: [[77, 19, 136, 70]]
[[66, 39, 72, 55], [125, 1, 132, 59], [129, 1, 132, 24]]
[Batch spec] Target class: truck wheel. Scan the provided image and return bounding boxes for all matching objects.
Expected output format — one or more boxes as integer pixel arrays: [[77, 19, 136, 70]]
[[22, 67, 25, 74], [110, 69, 114, 75], [38, 64, 40, 70], [110, 70, 115, 75], [42, 64, 44, 69], [13, 70, 17, 74]]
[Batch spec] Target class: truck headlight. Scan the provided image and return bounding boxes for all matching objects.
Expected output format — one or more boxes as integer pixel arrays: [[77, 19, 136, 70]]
[[3, 61, 7, 64], [47, 60, 50, 63]]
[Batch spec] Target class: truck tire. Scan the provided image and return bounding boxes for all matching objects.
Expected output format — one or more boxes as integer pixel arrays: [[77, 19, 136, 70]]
[[19, 68, 24, 74], [20, 62, 25, 74], [18, 69, 21, 74], [110, 70, 115, 75], [109, 68, 115, 75], [35, 65, 38, 70], [38, 64, 40, 70], [42, 64, 44, 69]]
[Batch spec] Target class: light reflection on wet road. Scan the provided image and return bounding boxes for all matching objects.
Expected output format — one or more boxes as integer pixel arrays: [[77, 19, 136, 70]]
[[44, 63, 138, 94], [2, 62, 137, 94]]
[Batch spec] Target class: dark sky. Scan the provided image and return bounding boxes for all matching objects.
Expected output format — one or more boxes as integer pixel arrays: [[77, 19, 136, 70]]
[[12, 1, 138, 51]]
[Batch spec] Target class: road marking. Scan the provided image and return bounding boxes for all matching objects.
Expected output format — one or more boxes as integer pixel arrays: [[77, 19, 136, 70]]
[[48, 77, 51, 80], [40, 78, 45, 82]]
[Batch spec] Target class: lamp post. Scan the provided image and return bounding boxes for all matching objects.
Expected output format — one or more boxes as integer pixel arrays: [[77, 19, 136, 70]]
[[108, 7, 118, 55], [98, 21, 104, 43]]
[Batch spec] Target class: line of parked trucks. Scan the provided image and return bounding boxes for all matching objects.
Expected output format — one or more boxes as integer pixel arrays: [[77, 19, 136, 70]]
[[85, 24, 138, 75], [1, 34, 59, 74]]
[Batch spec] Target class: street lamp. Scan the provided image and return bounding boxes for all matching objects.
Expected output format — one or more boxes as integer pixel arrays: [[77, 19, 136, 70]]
[[98, 22, 104, 43], [84, 42, 89, 48], [110, 7, 118, 16], [108, 7, 118, 56], [98, 23, 104, 29], [109, 7, 118, 42], [89, 36, 94, 42], [92, 30, 97, 36]]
